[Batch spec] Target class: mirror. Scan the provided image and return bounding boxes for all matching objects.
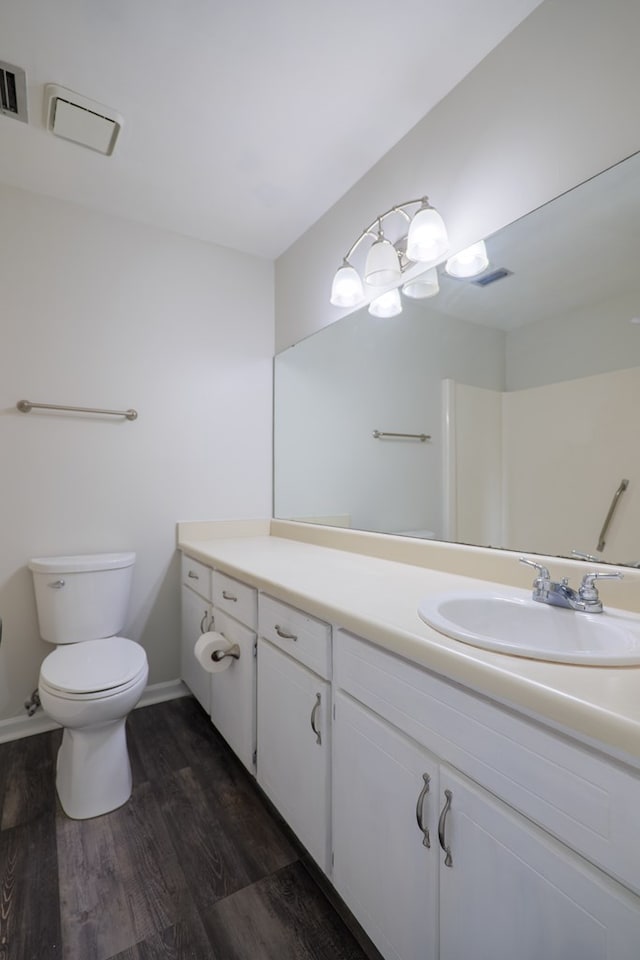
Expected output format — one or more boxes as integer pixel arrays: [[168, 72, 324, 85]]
[[274, 150, 640, 565]]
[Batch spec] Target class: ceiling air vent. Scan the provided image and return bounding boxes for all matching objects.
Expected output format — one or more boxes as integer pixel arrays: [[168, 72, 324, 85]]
[[45, 84, 123, 156], [471, 267, 513, 287], [0, 61, 28, 123]]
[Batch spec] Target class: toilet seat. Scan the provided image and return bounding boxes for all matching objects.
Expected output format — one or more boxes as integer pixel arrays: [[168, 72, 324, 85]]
[[39, 666, 147, 702], [40, 635, 147, 697]]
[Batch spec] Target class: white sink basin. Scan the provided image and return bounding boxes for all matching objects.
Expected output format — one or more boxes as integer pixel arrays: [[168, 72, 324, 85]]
[[417, 590, 640, 665]]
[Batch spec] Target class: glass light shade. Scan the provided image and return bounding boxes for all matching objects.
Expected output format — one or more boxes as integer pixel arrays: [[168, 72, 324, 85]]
[[445, 240, 489, 278], [402, 267, 439, 299], [368, 288, 402, 318], [406, 205, 449, 262], [364, 238, 402, 286], [330, 263, 365, 306]]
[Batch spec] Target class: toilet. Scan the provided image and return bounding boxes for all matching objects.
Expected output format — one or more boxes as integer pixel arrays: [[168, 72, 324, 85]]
[[29, 551, 148, 820]]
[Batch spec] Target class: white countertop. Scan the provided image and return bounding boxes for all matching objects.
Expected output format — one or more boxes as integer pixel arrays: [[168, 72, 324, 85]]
[[178, 521, 640, 766]]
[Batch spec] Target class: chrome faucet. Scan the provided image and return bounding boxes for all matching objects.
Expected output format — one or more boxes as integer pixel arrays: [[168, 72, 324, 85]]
[[519, 558, 623, 613]]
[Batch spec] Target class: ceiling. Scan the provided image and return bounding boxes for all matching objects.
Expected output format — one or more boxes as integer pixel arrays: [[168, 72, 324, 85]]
[[0, 0, 542, 259]]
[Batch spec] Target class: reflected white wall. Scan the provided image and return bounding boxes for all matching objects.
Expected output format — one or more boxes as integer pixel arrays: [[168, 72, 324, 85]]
[[274, 301, 504, 534]]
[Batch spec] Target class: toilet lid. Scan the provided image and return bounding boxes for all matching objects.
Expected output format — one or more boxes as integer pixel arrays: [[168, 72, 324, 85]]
[[40, 636, 147, 695]]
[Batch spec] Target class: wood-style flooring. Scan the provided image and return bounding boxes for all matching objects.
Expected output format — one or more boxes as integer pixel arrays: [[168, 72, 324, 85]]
[[0, 696, 381, 960]]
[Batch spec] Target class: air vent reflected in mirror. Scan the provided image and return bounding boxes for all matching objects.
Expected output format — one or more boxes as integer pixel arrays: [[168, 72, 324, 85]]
[[471, 267, 513, 287]]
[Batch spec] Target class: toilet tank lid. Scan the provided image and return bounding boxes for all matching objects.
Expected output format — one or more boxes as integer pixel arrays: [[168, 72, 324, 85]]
[[28, 552, 136, 574]]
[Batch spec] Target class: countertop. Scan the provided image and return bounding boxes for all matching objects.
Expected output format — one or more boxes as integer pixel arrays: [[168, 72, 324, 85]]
[[178, 520, 640, 767]]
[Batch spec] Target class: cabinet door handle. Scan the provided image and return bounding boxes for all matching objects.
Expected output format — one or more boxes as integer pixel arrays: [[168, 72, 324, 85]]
[[222, 590, 238, 602], [274, 624, 298, 641], [187, 570, 199, 580], [310, 693, 322, 745], [415, 773, 431, 848], [199, 610, 209, 633], [438, 789, 453, 867]]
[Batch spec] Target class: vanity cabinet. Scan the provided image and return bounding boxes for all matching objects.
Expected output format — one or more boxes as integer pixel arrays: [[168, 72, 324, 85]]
[[181, 556, 258, 771], [333, 691, 439, 960], [179, 540, 640, 959], [438, 766, 640, 960], [209, 571, 257, 774], [208, 606, 256, 773], [333, 630, 640, 960], [256, 595, 331, 872], [180, 555, 213, 712]]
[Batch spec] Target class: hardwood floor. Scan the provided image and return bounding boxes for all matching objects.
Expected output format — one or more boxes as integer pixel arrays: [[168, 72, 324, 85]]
[[0, 697, 381, 960]]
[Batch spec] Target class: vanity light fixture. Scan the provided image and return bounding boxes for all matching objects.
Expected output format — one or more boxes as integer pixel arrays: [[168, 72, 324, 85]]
[[402, 266, 440, 300], [330, 197, 449, 307], [445, 239, 489, 279]]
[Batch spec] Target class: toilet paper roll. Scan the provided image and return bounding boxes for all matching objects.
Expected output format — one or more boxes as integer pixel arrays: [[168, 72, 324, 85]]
[[194, 631, 238, 674]]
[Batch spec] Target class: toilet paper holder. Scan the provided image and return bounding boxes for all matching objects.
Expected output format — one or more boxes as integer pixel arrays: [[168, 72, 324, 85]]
[[211, 643, 240, 662]]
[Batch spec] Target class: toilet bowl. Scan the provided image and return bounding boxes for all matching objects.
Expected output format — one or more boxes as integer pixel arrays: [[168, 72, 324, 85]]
[[29, 552, 148, 819]]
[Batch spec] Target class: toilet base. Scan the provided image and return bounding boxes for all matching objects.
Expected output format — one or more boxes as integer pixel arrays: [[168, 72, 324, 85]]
[[56, 718, 133, 819]]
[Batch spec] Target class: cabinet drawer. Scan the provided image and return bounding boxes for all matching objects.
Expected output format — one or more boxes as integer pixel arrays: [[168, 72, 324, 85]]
[[335, 629, 640, 897], [212, 570, 257, 629], [181, 554, 212, 600], [259, 594, 331, 680]]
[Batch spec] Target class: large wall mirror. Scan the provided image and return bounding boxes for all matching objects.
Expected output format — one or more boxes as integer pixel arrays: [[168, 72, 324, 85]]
[[274, 150, 640, 566]]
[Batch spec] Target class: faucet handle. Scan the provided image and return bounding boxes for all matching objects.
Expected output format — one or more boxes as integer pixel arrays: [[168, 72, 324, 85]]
[[519, 557, 551, 580], [578, 570, 623, 601]]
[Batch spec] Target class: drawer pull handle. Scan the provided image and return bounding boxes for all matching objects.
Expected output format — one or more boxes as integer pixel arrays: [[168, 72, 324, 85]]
[[211, 643, 241, 662], [199, 610, 209, 633], [310, 693, 322, 745], [415, 773, 431, 848], [274, 624, 298, 641], [187, 570, 199, 580], [222, 590, 238, 602], [438, 789, 453, 867]]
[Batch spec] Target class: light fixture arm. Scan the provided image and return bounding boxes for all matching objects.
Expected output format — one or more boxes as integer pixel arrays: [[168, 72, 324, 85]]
[[342, 197, 430, 264]]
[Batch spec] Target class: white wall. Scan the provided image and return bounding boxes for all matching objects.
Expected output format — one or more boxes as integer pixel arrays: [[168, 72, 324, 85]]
[[0, 184, 273, 721], [275, 0, 640, 352]]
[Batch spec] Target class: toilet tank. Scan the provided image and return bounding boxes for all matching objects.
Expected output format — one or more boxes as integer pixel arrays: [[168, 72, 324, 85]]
[[29, 552, 135, 644]]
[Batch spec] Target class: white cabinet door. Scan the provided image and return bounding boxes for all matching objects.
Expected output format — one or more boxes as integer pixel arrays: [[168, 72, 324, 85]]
[[257, 638, 330, 871], [439, 766, 640, 960], [210, 608, 256, 773], [180, 583, 212, 713], [333, 691, 439, 960]]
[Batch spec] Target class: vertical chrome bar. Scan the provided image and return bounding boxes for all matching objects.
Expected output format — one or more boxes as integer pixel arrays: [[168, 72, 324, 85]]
[[596, 478, 629, 552]]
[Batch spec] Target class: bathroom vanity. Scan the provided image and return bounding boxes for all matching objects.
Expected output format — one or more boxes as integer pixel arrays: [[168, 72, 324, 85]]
[[179, 519, 640, 960]]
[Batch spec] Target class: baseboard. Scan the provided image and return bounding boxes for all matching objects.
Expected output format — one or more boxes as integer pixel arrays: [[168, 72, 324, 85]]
[[0, 679, 190, 744], [0, 712, 61, 743], [137, 679, 189, 707]]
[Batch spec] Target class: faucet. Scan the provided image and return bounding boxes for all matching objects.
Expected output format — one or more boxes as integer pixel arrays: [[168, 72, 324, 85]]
[[519, 557, 623, 613]]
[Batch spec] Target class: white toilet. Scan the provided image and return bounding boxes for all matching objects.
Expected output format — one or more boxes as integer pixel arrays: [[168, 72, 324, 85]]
[[29, 551, 148, 820]]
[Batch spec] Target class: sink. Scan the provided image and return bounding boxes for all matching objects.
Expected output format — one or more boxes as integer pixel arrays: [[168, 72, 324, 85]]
[[417, 590, 640, 665]]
